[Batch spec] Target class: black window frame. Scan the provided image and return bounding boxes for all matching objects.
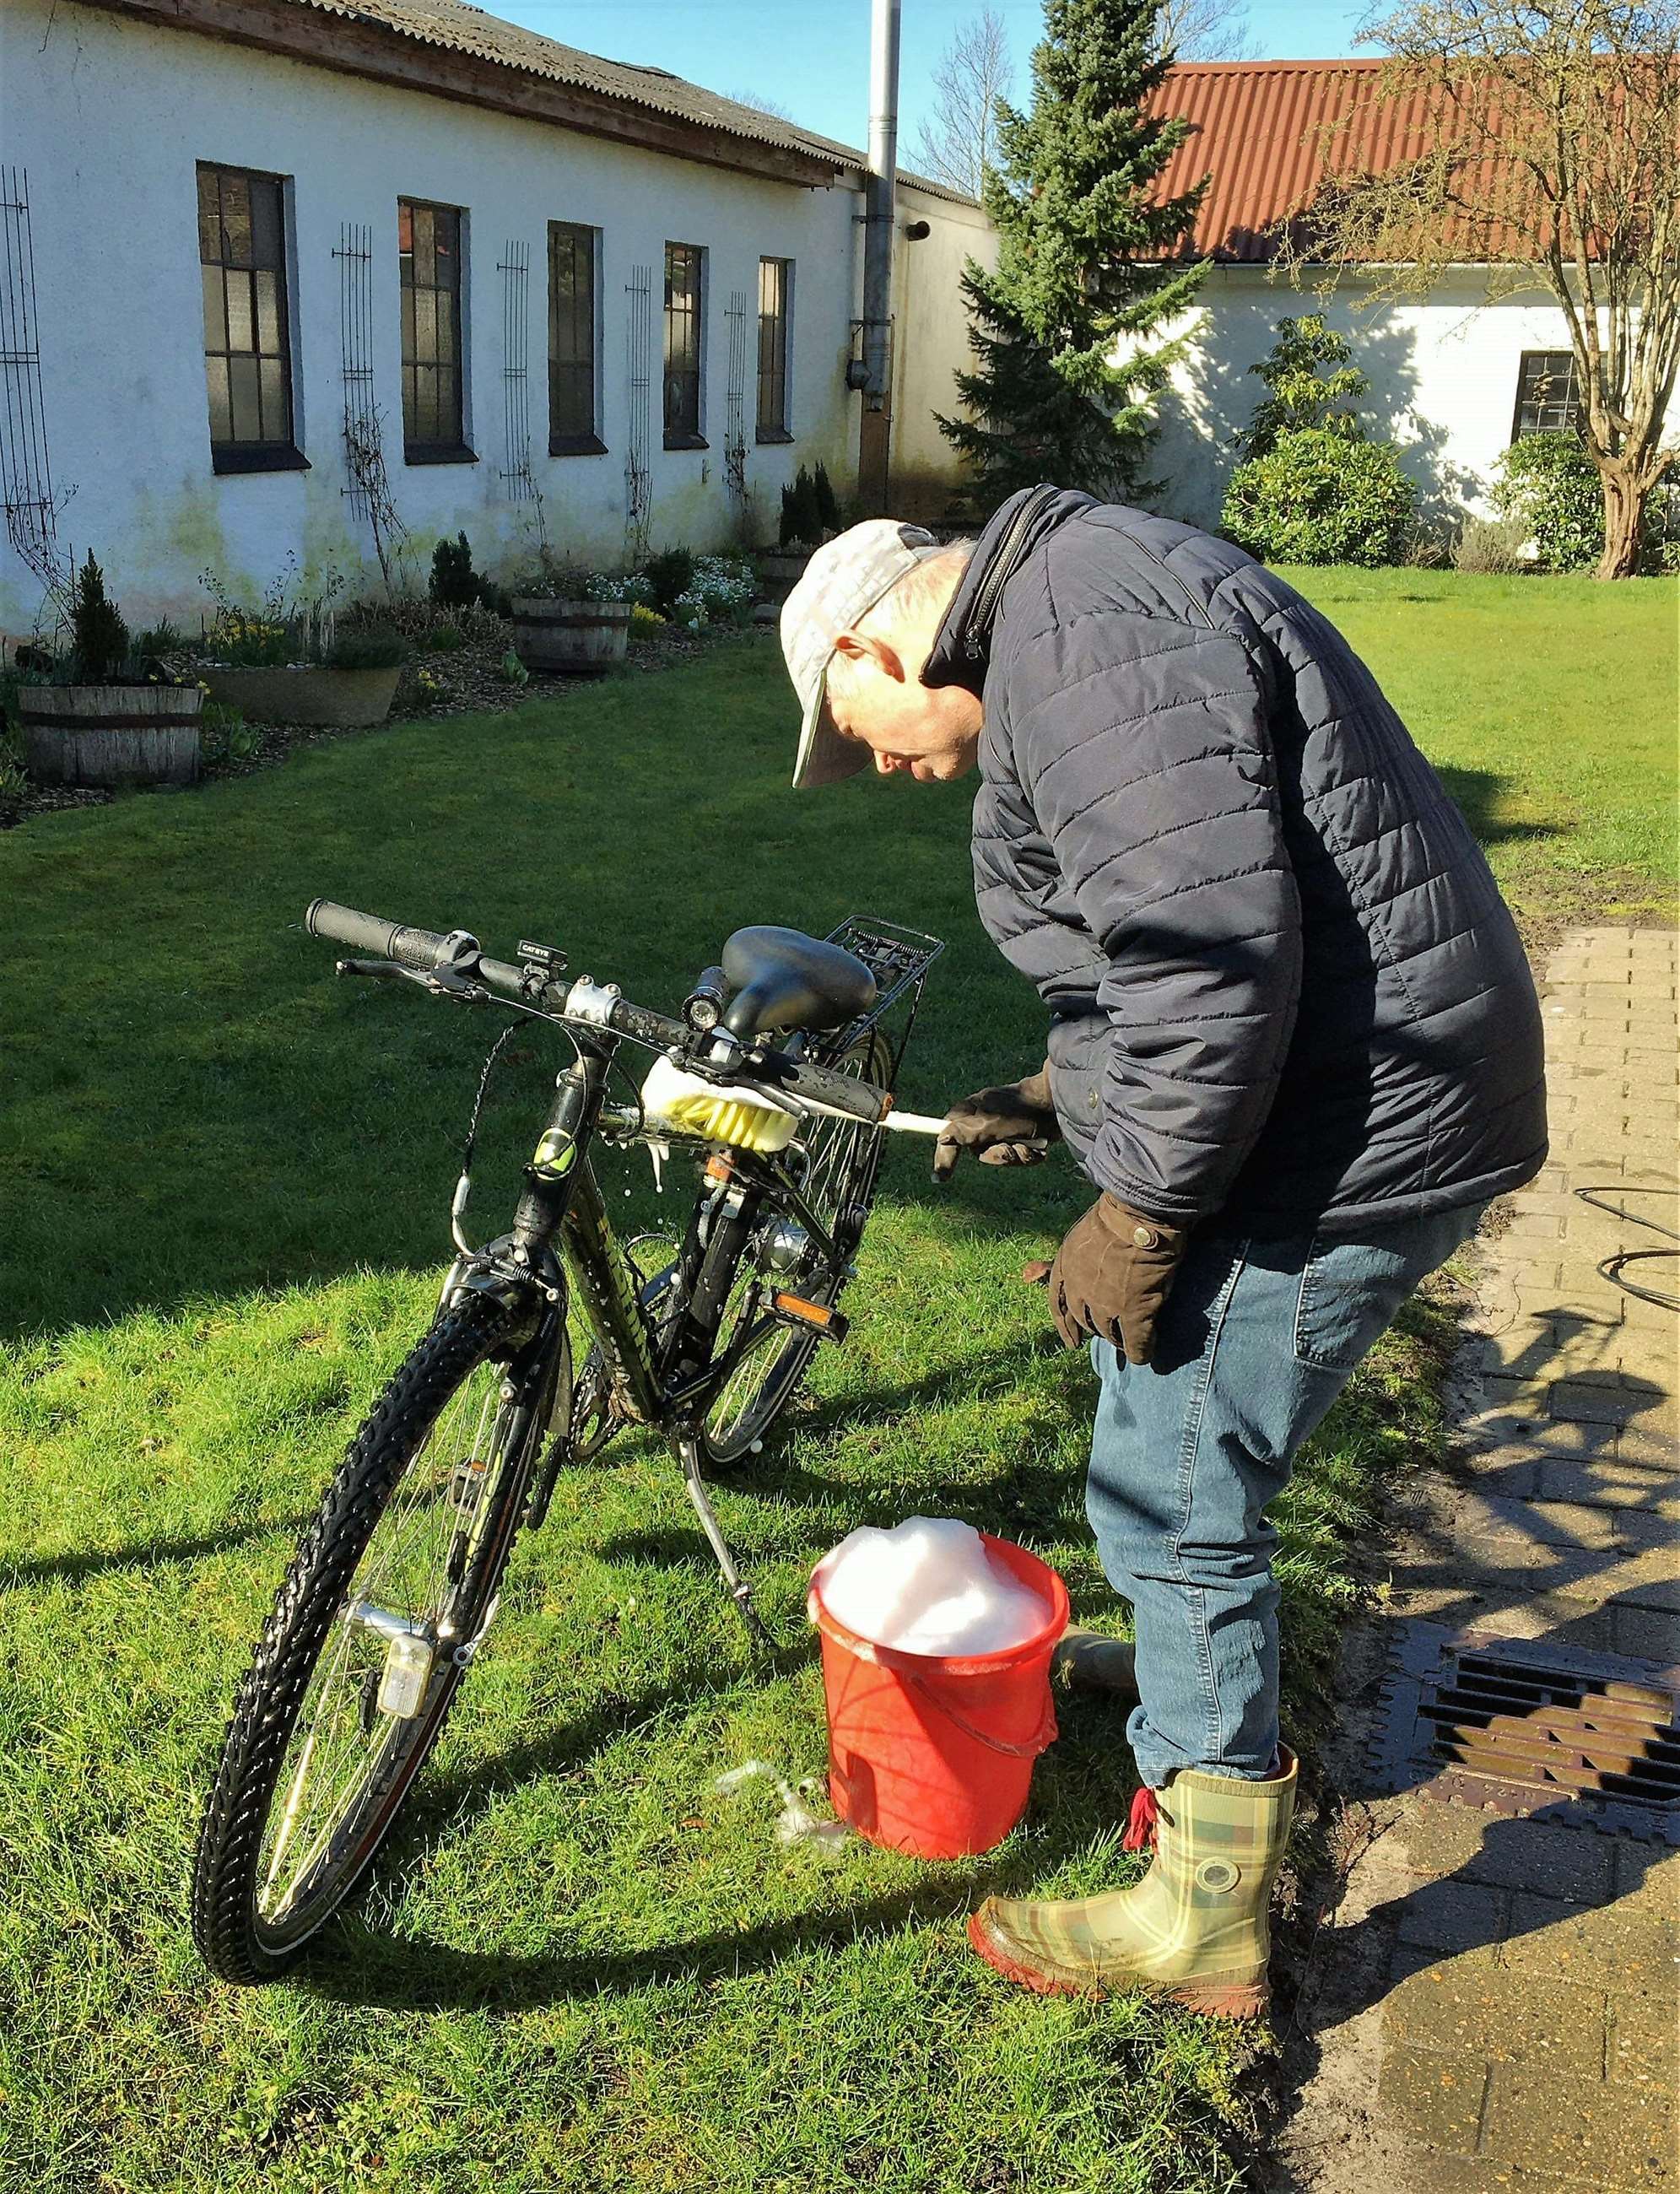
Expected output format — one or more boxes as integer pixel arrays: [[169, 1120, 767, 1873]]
[[1510, 349, 1584, 442], [548, 220, 605, 457], [662, 240, 707, 451], [755, 256, 793, 444], [197, 162, 306, 476], [399, 197, 475, 466]]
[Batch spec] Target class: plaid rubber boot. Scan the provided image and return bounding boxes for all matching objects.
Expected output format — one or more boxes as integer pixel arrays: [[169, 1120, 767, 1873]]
[[967, 1746, 1297, 2019], [1051, 1624, 1139, 1701]]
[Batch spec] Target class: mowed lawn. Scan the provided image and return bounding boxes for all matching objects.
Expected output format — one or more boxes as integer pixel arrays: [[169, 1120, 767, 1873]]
[[2, 574, 1671, 2194]]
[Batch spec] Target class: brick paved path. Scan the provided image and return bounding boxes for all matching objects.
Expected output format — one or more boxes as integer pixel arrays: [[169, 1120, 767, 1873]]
[[1272, 927, 1679, 2194]]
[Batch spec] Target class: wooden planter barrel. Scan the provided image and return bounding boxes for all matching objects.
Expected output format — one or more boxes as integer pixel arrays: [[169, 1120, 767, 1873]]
[[199, 663, 401, 727], [759, 549, 810, 603], [20, 683, 203, 786], [511, 598, 631, 676]]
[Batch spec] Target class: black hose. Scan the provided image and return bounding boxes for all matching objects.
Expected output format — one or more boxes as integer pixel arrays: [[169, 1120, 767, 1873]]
[[1574, 1184, 1680, 1314]]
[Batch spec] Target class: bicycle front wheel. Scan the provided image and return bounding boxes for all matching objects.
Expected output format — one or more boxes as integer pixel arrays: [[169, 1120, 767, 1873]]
[[192, 1289, 545, 1984]]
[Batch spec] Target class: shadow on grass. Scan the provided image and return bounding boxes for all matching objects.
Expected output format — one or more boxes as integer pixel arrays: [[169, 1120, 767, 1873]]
[[3, 1516, 315, 1591], [302, 1882, 978, 2013]]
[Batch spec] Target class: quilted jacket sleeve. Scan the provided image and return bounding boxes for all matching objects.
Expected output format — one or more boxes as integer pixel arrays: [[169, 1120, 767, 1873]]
[[1009, 611, 1304, 1223]]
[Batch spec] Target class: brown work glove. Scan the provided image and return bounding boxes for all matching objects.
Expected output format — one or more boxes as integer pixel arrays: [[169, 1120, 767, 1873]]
[[932, 1062, 1061, 1183], [1042, 1193, 1190, 1364]]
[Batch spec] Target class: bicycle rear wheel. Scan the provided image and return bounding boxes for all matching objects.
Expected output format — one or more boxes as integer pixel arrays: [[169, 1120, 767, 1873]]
[[694, 1027, 893, 1467], [192, 1290, 546, 1983]]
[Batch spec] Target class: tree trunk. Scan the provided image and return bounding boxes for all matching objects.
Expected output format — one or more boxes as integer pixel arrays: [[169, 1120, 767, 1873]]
[[1596, 457, 1646, 581]]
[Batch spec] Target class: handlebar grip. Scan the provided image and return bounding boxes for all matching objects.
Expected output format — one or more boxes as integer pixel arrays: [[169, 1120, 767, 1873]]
[[777, 1055, 889, 1123], [305, 900, 454, 972]]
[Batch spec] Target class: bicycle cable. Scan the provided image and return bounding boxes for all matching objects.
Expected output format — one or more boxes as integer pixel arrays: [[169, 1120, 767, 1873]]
[[1573, 1183, 1680, 1314]]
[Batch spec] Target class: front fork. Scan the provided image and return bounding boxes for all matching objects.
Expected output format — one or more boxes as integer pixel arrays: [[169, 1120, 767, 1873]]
[[483, 1039, 773, 1645]]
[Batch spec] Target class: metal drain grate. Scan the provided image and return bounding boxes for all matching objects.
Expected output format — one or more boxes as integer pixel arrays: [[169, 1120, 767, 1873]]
[[1369, 1624, 1680, 1842]]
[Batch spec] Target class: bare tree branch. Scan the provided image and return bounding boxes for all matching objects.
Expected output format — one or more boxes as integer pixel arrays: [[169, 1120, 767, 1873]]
[[909, 6, 1014, 198], [1157, 0, 1260, 62], [722, 87, 795, 122]]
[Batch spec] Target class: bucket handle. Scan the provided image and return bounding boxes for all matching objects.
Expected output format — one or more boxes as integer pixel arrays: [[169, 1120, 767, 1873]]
[[902, 1669, 1057, 1759]]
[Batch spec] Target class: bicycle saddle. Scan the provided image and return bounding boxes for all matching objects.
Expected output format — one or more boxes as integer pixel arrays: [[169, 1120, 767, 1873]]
[[720, 926, 877, 1037]]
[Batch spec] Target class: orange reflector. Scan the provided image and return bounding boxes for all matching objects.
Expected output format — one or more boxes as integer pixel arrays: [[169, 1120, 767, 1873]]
[[772, 1291, 834, 1328], [705, 1154, 733, 1183]]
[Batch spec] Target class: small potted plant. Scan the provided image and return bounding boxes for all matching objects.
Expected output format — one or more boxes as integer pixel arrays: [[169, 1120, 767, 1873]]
[[509, 548, 635, 676], [760, 466, 828, 601], [17, 553, 203, 787], [198, 565, 409, 727]]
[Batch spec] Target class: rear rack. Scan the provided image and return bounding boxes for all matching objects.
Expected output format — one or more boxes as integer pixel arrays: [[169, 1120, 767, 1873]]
[[819, 915, 945, 1072]]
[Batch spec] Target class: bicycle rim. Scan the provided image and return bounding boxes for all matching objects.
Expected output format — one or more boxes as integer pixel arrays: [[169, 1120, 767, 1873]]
[[251, 1331, 529, 1948]]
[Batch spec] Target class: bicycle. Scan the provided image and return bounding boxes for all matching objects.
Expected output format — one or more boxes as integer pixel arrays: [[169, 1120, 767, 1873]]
[[191, 898, 943, 1985]]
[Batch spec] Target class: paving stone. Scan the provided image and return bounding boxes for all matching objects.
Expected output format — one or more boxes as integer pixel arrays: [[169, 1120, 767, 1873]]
[[1552, 1381, 1675, 1435], [1478, 1327, 1630, 1381], [1611, 1603, 1680, 1664], [1386, 1963, 1607, 2078], [1530, 1456, 1680, 1514], [1461, 1410, 1607, 1457], [1605, 1991, 1680, 2089], [1396, 1878, 1513, 1953], [1377, 2042, 1491, 2155], [1616, 1420, 1680, 1471], [1481, 2066, 1678, 2188], [1456, 1817, 1618, 1905], [1448, 1493, 1627, 1549], [1501, 1896, 1677, 1997]]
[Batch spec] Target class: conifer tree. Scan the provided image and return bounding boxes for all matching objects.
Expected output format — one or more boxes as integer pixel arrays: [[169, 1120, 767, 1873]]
[[937, 0, 1207, 513]]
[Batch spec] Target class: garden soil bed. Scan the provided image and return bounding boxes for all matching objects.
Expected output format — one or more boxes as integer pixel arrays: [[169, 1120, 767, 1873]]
[[3, 616, 763, 829]]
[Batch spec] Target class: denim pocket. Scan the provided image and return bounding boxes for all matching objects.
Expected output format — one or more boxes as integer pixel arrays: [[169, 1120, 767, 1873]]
[[1293, 1232, 1405, 1375]]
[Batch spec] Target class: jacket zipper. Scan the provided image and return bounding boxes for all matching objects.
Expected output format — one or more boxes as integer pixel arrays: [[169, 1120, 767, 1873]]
[[964, 483, 1063, 661]]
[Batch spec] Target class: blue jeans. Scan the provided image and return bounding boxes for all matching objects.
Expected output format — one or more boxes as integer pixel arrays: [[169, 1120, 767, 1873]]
[[1085, 1202, 1484, 1789]]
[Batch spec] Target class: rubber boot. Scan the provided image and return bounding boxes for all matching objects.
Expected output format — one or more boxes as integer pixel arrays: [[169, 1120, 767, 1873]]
[[1051, 1624, 1139, 1702], [968, 1746, 1297, 2018]]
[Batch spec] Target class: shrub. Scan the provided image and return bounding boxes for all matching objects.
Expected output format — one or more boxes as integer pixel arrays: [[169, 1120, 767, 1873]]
[[1222, 429, 1416, 567], [628, 602, 666, 645], [426, 622, 466, 652], [1236, 315, 1368, 465], [812, 462, 842, 535], [642, 547, 696, 613], [499, 649, 530, 686], [1453, 516, 1534, 575], [323, 629, 410, 672], [429, 532, 482, 608], [780, 466, 824, 548], [69, 554, 131, 681], [1491, 434, 1602, 572]]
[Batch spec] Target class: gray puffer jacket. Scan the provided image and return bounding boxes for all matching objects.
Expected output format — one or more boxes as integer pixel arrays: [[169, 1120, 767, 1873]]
[[926, 486, 1547, 1234]]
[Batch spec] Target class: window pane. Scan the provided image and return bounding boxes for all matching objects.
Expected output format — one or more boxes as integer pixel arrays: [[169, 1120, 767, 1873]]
[[401, 284, 416, 361], [205, 354, 232, 443], [413, 364, 436, 446], [229, 354, 262, 443], [202, 263, 225, 351], [197, 167, 222, 265], [255, 269, 280, 356], [436, 364, 462, 444], [434, 208, 458, 289], [258, 357, 288, 441], [398, 199, 413, 256], [412, 205, 435, 289], [221, 173, 252, 267], [225, 270, 255, 354], [415, 285, 437, 365], [435, 293, 456, 365], [251, 178, 282, 271], [402, 361, 418, 439]]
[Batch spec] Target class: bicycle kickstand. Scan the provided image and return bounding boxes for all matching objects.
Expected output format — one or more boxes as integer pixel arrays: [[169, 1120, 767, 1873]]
[[678, 1436, 780, 1653]]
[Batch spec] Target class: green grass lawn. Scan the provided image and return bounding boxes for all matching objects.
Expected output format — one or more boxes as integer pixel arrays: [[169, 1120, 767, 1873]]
[[2, 573, 1666, 2193], [1275, 567, 1678, 932]]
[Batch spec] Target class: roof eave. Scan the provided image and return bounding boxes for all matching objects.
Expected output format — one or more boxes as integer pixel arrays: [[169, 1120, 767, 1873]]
[[82, 0, 851, 189]]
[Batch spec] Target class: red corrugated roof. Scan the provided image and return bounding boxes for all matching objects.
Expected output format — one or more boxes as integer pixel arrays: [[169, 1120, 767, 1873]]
[[1146, 59, 1464, 262]]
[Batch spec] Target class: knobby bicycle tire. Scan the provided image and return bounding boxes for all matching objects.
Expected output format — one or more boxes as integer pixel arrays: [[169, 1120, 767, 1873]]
[[192, 1290, 532, 1984]]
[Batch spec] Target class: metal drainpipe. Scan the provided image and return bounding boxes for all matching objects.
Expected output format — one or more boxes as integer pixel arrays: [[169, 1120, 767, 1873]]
[[854, 0, 899, 515]]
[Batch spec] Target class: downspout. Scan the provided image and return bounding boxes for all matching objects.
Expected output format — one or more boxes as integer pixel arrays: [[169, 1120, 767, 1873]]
[[851, 0, 899, 514]]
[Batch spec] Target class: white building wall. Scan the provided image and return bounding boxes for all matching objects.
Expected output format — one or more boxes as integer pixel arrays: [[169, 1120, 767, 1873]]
[[1153, 265, 1677, 532], [0, 0, 989, 630], [889, 185, 997, 526]]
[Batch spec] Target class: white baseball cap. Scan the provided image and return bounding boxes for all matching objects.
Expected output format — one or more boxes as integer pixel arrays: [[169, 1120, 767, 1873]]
[[779, 518, 941, 788]]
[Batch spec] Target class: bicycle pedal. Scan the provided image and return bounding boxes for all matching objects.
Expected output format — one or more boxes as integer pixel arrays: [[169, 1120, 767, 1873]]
[[770, 1291, 849, 1343]]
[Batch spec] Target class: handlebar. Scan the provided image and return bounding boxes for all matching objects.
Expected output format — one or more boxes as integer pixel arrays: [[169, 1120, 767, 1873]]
[[304, 899, 889, 1125]]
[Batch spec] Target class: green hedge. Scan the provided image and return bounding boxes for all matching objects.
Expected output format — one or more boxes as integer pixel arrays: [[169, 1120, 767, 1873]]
[[1222, 428, 1417, 567]]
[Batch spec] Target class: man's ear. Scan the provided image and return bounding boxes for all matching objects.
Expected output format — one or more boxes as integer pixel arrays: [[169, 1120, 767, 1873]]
[[833, 628, 906, 684]]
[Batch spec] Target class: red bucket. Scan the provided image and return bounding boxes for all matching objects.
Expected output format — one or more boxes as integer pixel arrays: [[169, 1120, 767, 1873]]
[[808, 1532, 1069, 1860]]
